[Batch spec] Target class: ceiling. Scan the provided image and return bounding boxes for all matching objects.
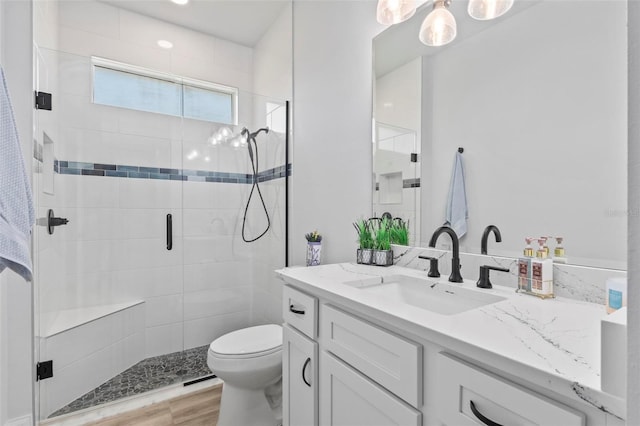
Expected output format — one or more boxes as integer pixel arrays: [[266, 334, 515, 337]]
[[99, 0, 289, 47]]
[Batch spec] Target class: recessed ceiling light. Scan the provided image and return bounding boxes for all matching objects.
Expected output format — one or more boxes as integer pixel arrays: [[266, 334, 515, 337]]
[[157, 40, 173, 49], [171, 0, 189, 5]]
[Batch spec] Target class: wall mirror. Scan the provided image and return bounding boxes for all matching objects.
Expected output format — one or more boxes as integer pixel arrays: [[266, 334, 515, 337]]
[[373, 0, 627, 270]]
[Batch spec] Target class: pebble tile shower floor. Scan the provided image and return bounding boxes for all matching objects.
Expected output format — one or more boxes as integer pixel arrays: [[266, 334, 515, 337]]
[[50, 345, 212, 418]]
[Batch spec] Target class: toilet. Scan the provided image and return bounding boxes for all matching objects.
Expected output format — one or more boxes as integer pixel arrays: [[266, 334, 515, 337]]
[[207, 324, 283, 426]]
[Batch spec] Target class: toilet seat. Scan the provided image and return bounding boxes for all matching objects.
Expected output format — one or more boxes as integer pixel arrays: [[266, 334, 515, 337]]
[[209, 324, 282, 359]]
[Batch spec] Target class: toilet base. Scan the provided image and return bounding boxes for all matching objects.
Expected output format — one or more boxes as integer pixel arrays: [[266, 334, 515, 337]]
[[217, 382, 279, 426]]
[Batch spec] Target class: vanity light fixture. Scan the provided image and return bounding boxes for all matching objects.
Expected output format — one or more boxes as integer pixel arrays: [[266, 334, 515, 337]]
[[419, 0, 457, 47], [467, 0, 513, 20], [376, 0, 417, 25], [170, 0, 189, 5], [380, 0, 514, 48]]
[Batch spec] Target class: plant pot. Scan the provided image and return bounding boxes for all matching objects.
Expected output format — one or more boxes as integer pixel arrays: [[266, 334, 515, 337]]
[[373, 249, 393, 266], [357, 248, 373, 265], [306, 242, 322, 266]]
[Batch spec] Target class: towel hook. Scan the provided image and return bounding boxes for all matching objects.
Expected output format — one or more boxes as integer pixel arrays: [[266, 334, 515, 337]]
[[458, 147, 464, 153]]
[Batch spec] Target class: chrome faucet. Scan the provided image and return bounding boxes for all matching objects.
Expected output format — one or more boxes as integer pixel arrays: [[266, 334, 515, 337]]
[[428, 226, 463, 283], [481, 225, 502, 255]]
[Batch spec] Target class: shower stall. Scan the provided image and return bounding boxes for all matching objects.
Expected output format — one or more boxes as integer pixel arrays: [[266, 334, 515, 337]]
[[31, 0, 291, 420]]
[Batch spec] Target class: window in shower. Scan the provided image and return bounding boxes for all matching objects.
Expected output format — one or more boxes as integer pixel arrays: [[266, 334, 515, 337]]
[[92, 57, 238, 125]]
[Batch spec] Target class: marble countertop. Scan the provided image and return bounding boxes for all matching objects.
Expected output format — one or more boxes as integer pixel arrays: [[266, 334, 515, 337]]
[[276, 262, 625, 420]]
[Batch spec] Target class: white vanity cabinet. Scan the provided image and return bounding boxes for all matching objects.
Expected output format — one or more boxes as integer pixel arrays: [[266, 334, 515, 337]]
[[281, 281, 607, 426], [283, 284, 423, 426]]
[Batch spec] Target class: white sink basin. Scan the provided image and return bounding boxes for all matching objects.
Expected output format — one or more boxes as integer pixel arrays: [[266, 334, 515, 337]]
[[344, 274, 506, 315]]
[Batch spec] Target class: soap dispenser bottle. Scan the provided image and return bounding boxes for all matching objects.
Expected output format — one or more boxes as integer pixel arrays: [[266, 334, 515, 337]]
[[553, 236, 567, 264], [518, 238, 534, 292], [531, 238, 553, 296], [540, 236, 550, 258]]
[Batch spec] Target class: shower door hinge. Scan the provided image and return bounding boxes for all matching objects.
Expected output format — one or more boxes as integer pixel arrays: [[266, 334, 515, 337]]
[[410, 153, 419, 163], [35, 91, 52, 111], [36, 360, 53, 381]]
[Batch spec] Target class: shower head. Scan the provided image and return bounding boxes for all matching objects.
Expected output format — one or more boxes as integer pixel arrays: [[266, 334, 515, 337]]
[[249, 127, 269, 139]]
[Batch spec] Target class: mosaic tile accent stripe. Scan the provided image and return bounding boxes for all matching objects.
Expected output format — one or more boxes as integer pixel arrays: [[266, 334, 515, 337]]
[[374, 177, 421, 191], [54, 160, 291, 184], [49, 345, 212, 418]]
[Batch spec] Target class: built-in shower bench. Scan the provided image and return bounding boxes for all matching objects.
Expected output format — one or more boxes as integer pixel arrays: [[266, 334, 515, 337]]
[[38, 300, 146, 418]]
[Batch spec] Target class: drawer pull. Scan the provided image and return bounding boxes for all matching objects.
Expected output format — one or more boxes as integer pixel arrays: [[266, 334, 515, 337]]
[[302, 357, 312, 387], [470, 400, 503, 426], [289, 305, 305, 315]]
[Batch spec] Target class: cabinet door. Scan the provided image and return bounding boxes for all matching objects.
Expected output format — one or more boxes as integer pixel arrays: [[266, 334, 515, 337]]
[[283, 324, 318, 426], [320, 352, 421, 426]]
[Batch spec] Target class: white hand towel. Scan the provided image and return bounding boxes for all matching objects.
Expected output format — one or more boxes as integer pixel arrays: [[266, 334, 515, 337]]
[[0, 66, 35, 281], [444, 151, 468, 238]]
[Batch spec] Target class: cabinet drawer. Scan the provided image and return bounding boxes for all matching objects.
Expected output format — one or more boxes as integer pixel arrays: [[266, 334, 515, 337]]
[[283, 285, 318, 339], [321, 304, 422, 408], [320, 352, 421, 426], [435, 353, 585, 426]]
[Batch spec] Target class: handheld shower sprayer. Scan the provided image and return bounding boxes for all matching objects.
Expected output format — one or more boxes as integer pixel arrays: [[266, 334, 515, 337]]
[[241, 126, 271, 243]]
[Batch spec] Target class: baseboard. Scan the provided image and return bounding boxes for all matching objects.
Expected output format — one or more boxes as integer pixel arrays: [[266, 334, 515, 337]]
[[6, 414, 33, 426]]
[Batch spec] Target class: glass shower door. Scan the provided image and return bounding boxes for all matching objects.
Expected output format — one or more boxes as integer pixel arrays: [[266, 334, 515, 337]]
[[33, 48, 184, 420]]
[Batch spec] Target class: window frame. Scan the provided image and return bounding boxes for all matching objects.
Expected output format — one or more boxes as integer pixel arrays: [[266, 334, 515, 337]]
[[91, 56, 239, 125]]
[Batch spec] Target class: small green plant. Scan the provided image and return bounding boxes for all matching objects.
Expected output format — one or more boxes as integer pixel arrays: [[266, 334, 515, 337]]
[[374, 217, 391, 251], [353, 219, 374, 249], [389, 218, 409, 246], [305, 230, 322, 242]]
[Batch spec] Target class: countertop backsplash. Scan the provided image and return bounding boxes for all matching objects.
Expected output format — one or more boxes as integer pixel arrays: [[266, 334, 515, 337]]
[[392, 245, 627, 305]]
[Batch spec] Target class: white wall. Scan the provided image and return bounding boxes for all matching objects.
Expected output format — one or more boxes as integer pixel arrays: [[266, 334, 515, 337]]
[[627, 0, 639, 422], [1, 0, 36, 424], [420, 0, 627, 269], [291, 0, 383, 266]]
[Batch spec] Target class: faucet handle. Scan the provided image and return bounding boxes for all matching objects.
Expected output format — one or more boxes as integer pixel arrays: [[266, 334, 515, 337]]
[[476, 265, 510, 289], [418, 255, 441, 278]]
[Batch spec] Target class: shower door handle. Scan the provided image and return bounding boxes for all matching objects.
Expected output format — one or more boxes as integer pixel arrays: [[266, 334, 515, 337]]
[[166, 214, 173, 251]]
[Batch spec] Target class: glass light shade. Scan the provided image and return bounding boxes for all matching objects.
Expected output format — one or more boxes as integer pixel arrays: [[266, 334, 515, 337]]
[[419, 3, 457, 47], [376, 0, 417, 25], [467, 0, 514, 20]]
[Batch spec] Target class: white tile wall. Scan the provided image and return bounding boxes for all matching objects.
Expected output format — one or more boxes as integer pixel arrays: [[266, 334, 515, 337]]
[[145, 322, 183, 358], [59, 1, 120, 39], [183, 310, 250, 350], [145, 295, 184, 328], [183, 287, 252, 321]]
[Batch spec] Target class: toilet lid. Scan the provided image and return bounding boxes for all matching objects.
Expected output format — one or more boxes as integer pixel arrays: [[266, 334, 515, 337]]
[[210, 324, 282, 356]]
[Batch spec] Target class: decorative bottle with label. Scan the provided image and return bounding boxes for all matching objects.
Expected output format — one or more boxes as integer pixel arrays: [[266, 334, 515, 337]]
[[531, 239, 553, 297]]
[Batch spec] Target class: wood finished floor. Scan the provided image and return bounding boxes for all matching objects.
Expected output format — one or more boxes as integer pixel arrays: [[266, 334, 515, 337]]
[[86, 384, 222, 426]]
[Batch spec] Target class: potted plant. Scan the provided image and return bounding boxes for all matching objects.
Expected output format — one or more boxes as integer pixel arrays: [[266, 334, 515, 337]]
[[372, 217, 393, 266], [389, 218, 409, 246], [305, 230, 322, 266], [353, 219, 374, 264]]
